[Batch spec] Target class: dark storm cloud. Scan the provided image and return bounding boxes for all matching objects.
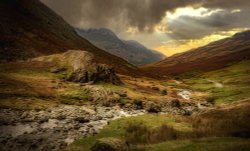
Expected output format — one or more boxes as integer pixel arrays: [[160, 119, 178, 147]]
[[201, 0, 250, 9], [41, 0, 250, 39], [41, 0, 201, 31], [167, 9, 250, 40]]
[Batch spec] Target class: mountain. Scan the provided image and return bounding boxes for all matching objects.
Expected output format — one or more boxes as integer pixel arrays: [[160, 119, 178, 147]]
[[75, 28, 165, 65], [143, 30, 250, 75], [0, 0, 139, 76]]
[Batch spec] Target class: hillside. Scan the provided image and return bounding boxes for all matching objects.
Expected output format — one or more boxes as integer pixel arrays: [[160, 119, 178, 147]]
[[143, 30, 250, 75], [75, 28, 165, 65], [0, 0, 139, 75]]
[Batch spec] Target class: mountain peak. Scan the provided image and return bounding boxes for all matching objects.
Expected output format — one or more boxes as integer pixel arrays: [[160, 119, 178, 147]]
[[76, 28, 165, 65], [233, 30, 250, 40], [77, 28, 117, 37], [0, 0, 140, 76]]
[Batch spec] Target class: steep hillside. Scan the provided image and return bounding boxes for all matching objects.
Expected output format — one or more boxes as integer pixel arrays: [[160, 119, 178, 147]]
[[143, 30, 250, 75], [0, 0, 139, 75], [75, 28, 165, 65]]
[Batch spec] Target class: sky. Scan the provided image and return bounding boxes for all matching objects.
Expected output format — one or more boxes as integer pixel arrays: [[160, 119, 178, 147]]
[[41, 0, 250, 56]]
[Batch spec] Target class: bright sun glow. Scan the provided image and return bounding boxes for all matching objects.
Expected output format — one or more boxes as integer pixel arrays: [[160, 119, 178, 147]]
[[151, 7, 246, 56], [167, 7, 223, 20], [154, 28, 248, 56]]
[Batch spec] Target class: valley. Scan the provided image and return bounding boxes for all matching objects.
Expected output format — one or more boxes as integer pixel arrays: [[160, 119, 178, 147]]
[[1, 0, 250, 151], [0, 56, 249, 151]]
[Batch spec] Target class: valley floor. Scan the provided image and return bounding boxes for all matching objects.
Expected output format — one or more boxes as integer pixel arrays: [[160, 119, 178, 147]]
[[0, 60, 250, 151]]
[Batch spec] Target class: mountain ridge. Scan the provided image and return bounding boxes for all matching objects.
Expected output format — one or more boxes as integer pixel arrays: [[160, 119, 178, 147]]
[[0, 0, 140, 76], [75, 28, 165, 65], [143, 30, 250, 76]]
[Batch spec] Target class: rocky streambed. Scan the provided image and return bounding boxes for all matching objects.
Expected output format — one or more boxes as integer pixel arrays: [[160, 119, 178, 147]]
[[0, 105, 145, 151]]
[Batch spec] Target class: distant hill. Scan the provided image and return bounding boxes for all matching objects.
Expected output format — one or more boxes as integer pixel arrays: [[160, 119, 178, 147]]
[[75, 28, 165, 65], [143, 30, 250, 75], [0, 0, 140, 76]]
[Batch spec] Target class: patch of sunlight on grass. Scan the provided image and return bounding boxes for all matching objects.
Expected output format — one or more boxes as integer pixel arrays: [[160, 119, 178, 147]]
[[183, 60, 250, 104]]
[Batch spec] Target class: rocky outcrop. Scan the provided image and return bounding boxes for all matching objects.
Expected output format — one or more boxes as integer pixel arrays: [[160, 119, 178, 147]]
[[82, 85, 121, 107], [91, 137, 129, 151], [34, 50, 123, 85]]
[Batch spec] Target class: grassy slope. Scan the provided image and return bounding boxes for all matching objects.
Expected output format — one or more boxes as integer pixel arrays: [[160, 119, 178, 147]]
[[65, 113, 250, 151], [141, 137, 250, 151], [183, 60, 250, 104], [65, 114, 192, 151], [0, 62, 90, 110]]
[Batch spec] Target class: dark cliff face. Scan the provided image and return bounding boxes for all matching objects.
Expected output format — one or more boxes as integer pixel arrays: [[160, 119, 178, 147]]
[[75, 28, 165, 66], [0, 0, 141, 76]]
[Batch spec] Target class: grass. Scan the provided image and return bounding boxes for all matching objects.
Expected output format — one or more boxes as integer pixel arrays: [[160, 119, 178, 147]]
[[192, 99, 250, 138], [1, 69, 66, 79], [57, 86, 89, 105], [140, 137, 250, 151], [0, 64, 89, 108], [65, 112, 250, 151], [183, 60, 250, 104], [95, 82, 125, 90], [0, 97, 59, 110], [65, 114, 192, 151]]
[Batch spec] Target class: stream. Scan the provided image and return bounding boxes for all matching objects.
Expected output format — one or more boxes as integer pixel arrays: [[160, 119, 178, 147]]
[[0, 105, 145, 151]]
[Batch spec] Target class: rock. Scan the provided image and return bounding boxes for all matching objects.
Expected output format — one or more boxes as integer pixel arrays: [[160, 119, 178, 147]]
[[133, 100, 143, 109], [151, 86, 159, 91], [34, 50, 123, 85], [161, 90, 168, 96], [182, 110, 192, 116], [83, 85, 121, 107], [115, 90, 127, 97], [74, 117, 90, 123], [170, 99, 181, 108], [91, 137, 129, 151], [56, 115, 66, 120], [147, 103, 161, 113], [62, 50, 123, 85]]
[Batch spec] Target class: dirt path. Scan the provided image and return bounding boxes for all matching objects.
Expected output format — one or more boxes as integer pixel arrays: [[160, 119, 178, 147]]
[[207, 79, 224, 88]]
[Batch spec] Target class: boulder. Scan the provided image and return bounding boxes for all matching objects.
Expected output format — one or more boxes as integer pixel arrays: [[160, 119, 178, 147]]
[[74, 117, 90, 123], [62, 50, 122, 85], [147, 102, 162, 113], [34, 50, 123, 85], [170, 99, 181, 108], [133, 100, 144, 109], [91, 138, 129, 151], [83, 85, 121, 107], [161, 90, 168, 96]]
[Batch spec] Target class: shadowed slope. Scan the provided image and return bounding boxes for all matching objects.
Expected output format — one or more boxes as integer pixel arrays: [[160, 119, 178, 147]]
[[0, 0, 139, 76]]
